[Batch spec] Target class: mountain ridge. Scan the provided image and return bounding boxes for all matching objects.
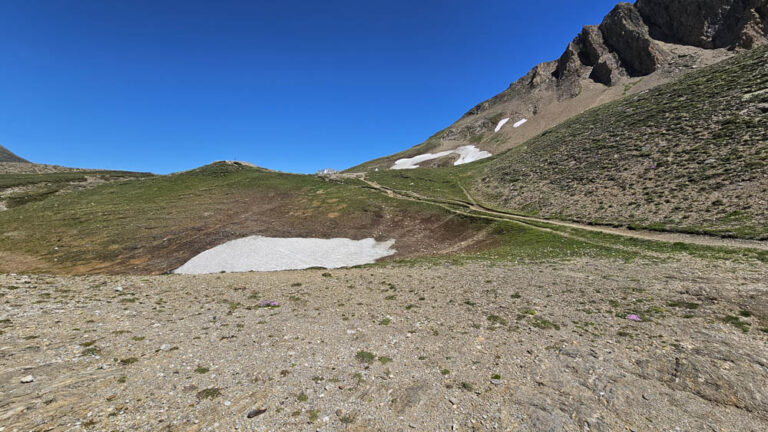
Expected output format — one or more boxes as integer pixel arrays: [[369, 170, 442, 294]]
[[350, 0, 768, 172], [0, 144, 28, 163]]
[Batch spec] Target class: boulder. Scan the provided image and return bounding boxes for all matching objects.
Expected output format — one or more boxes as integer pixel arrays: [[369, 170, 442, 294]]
[[599, 3, 667, 76]]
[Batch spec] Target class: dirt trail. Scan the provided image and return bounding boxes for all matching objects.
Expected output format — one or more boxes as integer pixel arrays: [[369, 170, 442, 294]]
[[361, 178, 768, 252]]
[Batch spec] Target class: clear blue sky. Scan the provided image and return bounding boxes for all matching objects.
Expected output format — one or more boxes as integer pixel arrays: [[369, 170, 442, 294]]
[[0, 0, 621, 174]]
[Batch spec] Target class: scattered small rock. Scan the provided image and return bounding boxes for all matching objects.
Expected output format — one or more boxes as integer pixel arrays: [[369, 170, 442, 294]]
[[247, 408, 267, 418], [20, 375, 34, 383]]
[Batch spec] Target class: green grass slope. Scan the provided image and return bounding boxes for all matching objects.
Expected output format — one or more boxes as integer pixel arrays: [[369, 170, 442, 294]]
[[0, 145, 28, 163], [365, 46, 768, 239], [0, 170, 153, 209], [475, 44, 768, 239], [0, 163, 525, 274], [368, 45, 768, 240], [1, 161, 680, 275]]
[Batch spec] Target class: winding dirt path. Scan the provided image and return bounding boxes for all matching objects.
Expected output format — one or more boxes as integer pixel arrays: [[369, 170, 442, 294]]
[[360, 178, 768, 252]]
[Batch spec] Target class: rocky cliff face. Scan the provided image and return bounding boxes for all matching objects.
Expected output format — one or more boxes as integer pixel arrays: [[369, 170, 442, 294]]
[[544, 0, 766, 92], [636, 0, 768, 49], [351, 0, 768, 172], [549, 0, 767, 91]]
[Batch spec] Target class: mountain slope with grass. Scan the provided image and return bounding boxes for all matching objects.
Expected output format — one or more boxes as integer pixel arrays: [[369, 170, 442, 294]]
[[368, 45, 768, 240], [350, 0, 767, 172], [1, 162, 611, 275], [0, 144, 27, 163], [474, 44, 768, 239]]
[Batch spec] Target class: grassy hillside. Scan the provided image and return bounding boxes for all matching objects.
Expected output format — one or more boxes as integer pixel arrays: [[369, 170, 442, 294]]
[[0, 170, 153, 210], [1, 162, 634, 274], [0, 145, 28, 163], [367, 46, 768, 240], [475, 44, 768, 239]]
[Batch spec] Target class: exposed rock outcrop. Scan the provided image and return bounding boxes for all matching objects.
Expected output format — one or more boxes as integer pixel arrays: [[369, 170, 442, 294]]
[[635, 0, 768, 49]]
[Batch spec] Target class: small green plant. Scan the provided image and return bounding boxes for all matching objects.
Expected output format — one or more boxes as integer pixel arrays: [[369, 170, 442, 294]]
[[120, 357, 139, 365], [379, 318, 391, 326], [355, 350, 376, 363], [297, 392, 308, 402], [378, 356, 392, 365], [530, 317, 560, 330], [117, 375, 126, 383], [722, 315, 751, 333], [81, 347, 101, 356], [196, 387, 221, 400], [487, 314, 508, 326], [667, 300, 700, 310], [440, 368, 450, 375], [461, 382, 474, 391], [491, 374, 501, 380], [194, 367, 210, 374], [308, 410, 319, 422]]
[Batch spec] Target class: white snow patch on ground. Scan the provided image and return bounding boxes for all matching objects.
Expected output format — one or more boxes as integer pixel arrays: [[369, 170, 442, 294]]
[[392, 145, 492, 169], [513, 119, 528, 128], [452, 146, 492, 165], [494, 118, 510, 133], [174, 236, 397, 274], [391, 151, 454, 170]]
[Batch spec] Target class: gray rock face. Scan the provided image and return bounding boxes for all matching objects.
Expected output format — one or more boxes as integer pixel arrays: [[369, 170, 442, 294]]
[[635, 0, 768, 49], [599, 3, 667, 76], [554, 0, 767, 87]]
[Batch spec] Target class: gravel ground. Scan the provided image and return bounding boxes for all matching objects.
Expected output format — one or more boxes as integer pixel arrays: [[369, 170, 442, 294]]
[[1, 257, 767, 431]]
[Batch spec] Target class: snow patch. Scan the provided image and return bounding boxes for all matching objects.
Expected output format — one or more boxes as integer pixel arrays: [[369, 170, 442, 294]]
[[392, 145, 492, 170], [494, 118, 510, 133], [174, 236, 397, 274], [452, 146, 492, 165], [513, 119, 528, 128]]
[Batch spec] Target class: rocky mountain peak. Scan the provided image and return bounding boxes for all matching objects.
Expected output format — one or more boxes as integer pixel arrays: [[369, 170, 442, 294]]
[[636, 0, 768, 49], [555, 0, 767, 87]]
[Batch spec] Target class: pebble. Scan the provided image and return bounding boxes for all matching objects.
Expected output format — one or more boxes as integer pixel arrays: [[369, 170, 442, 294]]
[[490, 379, 502, 386], [160, 344, 170, 351], [247, 408, 267, 418], [115, 286, 123, 292], [20, 375, 34, 383]]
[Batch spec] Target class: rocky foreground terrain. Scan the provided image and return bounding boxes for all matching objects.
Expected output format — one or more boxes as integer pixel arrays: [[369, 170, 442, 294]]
[[2, 257, 767, 431]]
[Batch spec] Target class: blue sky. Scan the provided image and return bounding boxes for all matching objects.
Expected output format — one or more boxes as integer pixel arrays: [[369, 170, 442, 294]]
[[0, 0, 621, 174]]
